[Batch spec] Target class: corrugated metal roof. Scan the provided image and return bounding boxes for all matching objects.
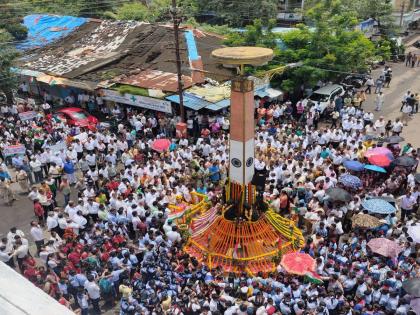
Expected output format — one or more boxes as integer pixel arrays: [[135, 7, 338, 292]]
[[36, 74, 98, 91], [206, 99, 230, 111], [255, 87, 283, 98], [166, 93, 212, 111], [116, 70, 193, 93], [186, 84, 231, 103]]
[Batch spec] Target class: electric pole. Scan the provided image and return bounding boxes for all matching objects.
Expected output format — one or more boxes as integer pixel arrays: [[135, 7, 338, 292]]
[[400, 0, 406, 27], [171, 0, 185, 123]]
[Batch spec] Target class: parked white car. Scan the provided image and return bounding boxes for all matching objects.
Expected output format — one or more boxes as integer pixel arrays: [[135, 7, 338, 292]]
[[302, 84, 345, 113]]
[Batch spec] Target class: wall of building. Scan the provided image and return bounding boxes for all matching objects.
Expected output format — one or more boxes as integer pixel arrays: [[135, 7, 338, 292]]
[[0, 262, 75, 315]]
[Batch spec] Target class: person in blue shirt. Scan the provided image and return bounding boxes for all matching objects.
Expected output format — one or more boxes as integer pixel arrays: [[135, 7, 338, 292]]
[[320, 147, 330, 159], [196, 184, 207, 194], [107, 208, 118, 224], [0, 167, 11, 181], [208, 162, 220, 183], [12, 155, 24, 169], [63, 159, 76, 184], [169, 142, 177, 152]]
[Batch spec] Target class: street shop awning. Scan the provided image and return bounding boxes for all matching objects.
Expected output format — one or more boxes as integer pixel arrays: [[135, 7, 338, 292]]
[[115, 70, 193, 93], [36, 74, 98, 91], [11, 68, 45, 78], [206, 99, 230, 111], [255, 87, 283, 99], [166, 93, 212, 111]]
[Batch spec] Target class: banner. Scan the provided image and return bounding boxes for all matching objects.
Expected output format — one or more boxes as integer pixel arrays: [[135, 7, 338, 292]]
[[18, 111, 38, 121], [49, 141, 67, 153], [3, 145, 26, 157], [100, 89, 172, 114]]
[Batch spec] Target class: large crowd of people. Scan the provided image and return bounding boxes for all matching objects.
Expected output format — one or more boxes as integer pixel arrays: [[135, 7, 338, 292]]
[[0, 71, 419, 315]]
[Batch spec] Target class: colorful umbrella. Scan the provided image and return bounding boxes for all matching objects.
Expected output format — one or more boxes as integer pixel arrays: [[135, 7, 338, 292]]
[[351, 213, 383, 229], [364, 147, 393, 159], [371, 195, 396, 203], [403, 278, 420, 297], [280, 252, 316, 275], [151, 139, 171, 152], [363, 134, 377, 141], [365, 147, 394, 167], [343, 160, 365, 172], [338, 174, 362, 189], [407, 224, 420, 243], [326, 187, 352, 202], [367, 155, 392, 167], [384, 135, 405, 144], [362, 198, 396, 214], [393, 156, 416, 167], [364, 164, 387, 173], [367, 238, 403, 257]]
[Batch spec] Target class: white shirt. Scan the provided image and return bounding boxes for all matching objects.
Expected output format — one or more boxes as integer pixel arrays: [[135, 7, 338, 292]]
[[166, 230, 181, 243], [15, 244, 29, 258], [47, 216, 58, 230], [84, 281, 101, 299], [73, 214, 87, 228], [30, 226, 44, 241], [392, 121, 403, 133], [28, 190, 39, 201], [0, 250, 12, 262], [86, 202, 99, 214]]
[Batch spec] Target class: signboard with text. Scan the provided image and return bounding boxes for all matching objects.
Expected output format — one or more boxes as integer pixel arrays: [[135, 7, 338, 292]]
[[18, 111, 38, 121], [3, 145, 26, 157], [100, 89, 172, 114]]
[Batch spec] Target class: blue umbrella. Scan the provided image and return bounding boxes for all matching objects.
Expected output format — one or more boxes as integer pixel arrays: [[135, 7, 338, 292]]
[[362, 198, 396, 214], [339, 174, 362, 189], [343, 160, 365, 172], [364, 164, 387, 173]]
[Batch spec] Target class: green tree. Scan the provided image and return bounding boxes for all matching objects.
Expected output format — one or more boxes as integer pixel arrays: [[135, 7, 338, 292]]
[[224, 19, 277, 48], [197, 0, 278, 27], [116, 2, 150, 21], [0, 0, 28, 40], [26, 0, 81, 16], [0, 1, 28, 103], [78, 0, 114, 18], [225, 1, 378, 92], [114, 0, 171, 22], [304, 0, 395, 34], [148, 0, 171, 22]]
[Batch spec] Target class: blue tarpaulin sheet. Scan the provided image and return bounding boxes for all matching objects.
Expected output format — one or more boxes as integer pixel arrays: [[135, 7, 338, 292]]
[[166, 93, 212, 111], [184, 30, 199, 61], [16, 14, 87, 50], [206, 99, 230, 111]]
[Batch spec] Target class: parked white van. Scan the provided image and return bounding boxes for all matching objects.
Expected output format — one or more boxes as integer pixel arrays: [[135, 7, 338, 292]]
[[302, 84, 345, 113]]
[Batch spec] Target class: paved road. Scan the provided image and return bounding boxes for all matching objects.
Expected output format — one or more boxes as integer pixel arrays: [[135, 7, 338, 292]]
[[362, 43, 420, 147]]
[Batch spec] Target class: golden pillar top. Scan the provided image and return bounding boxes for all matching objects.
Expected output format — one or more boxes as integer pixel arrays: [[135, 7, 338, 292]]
[[211, 46, 274, 66]]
